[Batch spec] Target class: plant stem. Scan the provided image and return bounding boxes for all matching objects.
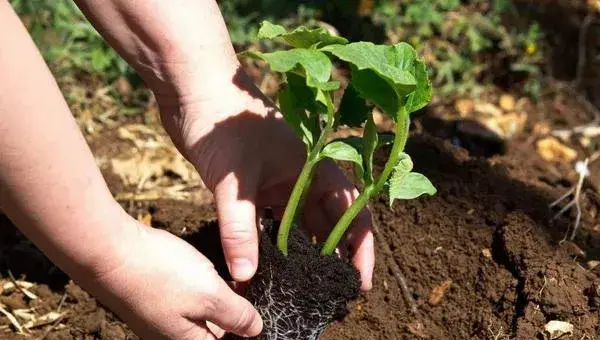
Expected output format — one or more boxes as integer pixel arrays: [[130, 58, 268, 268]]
[[374, 110, 410, 193], [320, 185, 375, 255], [277, 94, 336, 255], [321, 107, 410, 256], [277, 156, 318, 255]]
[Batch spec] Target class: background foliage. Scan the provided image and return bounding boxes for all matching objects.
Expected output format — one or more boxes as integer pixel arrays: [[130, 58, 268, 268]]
[[10, 0, 546, 101]]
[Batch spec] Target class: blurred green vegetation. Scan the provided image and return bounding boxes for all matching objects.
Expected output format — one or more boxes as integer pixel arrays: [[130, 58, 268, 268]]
[[10, 0, 132, 80], [10, 0, 546, 102]]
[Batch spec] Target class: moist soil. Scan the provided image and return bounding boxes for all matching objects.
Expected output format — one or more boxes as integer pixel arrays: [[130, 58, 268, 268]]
[[1, 129, 599, 339]]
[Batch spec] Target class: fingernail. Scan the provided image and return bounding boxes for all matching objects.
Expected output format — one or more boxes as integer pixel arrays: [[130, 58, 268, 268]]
[[230, 258, 255, 281]]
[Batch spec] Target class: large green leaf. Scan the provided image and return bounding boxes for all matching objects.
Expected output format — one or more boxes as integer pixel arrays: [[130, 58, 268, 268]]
[[322, 42, 417, 94], [350, 66, 400, 116], [242, 49, 332, 88], [258, 21, 348, 48], [338, 84, 371, 127], [392, 42, 417, 70], [320, 141, 363, 171], [388, 171, 436, 206]]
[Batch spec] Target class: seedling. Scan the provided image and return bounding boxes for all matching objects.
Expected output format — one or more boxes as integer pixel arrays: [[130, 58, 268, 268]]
[[243, 21, 436, 256]]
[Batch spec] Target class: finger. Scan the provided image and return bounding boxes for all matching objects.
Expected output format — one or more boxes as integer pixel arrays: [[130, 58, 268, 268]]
[[312, 162, 374, 290], [200, 279, 263, 337], [346, 209, 375, 291], [206, 321, 226, 338], [302, 203, 332, 242], [215, 174, 258, 282]]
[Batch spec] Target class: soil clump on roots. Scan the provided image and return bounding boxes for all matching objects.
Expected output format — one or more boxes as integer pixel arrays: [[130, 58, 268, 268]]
[[227, 219, 360, 340]]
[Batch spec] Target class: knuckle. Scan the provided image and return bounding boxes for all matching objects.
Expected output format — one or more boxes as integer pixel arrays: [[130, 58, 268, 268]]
[[196, 292, 220, 318], [220, 221, 255, 246], [231, 303, 255, 333]]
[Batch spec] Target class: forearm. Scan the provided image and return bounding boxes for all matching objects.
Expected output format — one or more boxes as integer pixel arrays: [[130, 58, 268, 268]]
[[73, 0, 240, 101], [0, 2, 132, 278]]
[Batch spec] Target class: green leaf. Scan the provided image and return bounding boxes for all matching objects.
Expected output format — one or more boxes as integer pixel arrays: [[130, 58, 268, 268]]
[[351, 67, 399, 116], [338, 84, 371, 127], [320, 141, 363, 171], [257, 21, 287, 39], [392, 43, 417, 70], [242, 49, 332, 89], [257, 21, 348, 48], [322, 42, 417, 94], [362, 115, 378, 185], [395, 153, 414, 173], [278, 73, 322, 146], [388, 172, 436, 206], [405, 58, 433, 114]]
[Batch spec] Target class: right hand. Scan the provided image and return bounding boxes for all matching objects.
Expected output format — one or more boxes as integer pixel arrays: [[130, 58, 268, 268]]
[[80, 218, 262, 340]]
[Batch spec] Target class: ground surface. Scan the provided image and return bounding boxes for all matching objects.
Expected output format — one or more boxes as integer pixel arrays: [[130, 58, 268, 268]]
[[1, 90, 599, 339]]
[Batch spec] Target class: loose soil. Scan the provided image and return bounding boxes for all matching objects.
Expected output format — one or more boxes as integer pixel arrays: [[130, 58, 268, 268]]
[[1, 122, 599, 339]]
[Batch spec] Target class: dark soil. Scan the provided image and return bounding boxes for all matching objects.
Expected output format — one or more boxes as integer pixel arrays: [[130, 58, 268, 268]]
[[1, 130, 599, 339], [227, 219, 360, 340]]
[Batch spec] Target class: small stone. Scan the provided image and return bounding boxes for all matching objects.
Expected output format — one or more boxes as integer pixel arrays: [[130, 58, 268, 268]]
[[481, 249, 492, 259], [536, 137, 578, 163], [499, 94, 516, 111], [406, 321, 429, 338], [543, 320, 573, 339], [587, 261, 600, 270]]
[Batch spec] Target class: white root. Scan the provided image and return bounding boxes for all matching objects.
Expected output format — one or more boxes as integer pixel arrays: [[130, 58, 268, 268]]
[[253, 265, 342, 340], [549, 158, 590, 241]]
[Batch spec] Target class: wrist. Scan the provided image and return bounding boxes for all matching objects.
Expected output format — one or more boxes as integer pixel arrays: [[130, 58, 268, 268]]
[[156, 70, 278, 155], [57, 202, 142, 284]]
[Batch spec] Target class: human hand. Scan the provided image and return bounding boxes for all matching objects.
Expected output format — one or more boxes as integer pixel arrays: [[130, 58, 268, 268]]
[[82, 218, 262, 340], [157, 71, 375, 290]]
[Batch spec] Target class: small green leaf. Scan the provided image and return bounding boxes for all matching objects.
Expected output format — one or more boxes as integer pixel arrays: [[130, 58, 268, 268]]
[[257, 21, 348, 48], [405, 58, 433, 114], [278, 72, 323, 146], [388, 172, 436, 206], [257, 21, 287, 39], [338, 84, 371, 127], [320, 141, 363, 170], [242, 49, 332, 89], [362, 115, 378, 185], [395, 153, 414, 173]]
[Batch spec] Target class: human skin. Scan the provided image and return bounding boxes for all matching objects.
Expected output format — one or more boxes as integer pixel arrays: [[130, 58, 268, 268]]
[[0, 1, 374, 339]]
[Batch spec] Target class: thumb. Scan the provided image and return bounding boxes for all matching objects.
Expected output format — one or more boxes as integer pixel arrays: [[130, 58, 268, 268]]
[[201, 277, 263, 337], [214, 174, 259, 282]]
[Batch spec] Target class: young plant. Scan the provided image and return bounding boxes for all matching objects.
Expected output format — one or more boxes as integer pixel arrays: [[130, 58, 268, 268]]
[[243, 21, 436, 257]]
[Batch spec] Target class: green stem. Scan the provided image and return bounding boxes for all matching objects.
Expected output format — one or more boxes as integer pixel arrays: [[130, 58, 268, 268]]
[[277, 156, 318, 255], [374, 109, 410, 193], [277, 94, 336, 255], [321, 107, 410, 256]]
